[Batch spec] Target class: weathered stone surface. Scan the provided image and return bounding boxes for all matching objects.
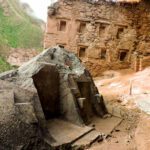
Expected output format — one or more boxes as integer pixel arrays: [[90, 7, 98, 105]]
[[0, 81, 49, 150], [46, 119, 94, 146], [0, 90, 15, 123], [0, 47, 107, 149]]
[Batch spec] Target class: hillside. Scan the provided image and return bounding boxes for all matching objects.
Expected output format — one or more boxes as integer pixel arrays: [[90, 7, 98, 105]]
[[0, 0, 44, 72]]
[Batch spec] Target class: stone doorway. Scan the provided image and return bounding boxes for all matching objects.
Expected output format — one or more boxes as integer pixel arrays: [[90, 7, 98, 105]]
[[32, 65, 60, 120]]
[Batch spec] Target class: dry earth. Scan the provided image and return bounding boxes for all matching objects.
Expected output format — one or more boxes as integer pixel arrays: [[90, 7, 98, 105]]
[[88, 68, 150, 150]]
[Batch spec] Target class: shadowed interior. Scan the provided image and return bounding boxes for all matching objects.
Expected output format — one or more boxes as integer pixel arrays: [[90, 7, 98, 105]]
[[33, 65, 60, 120]]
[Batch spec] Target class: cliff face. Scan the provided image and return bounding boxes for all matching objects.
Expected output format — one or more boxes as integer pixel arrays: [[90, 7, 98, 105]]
[[44, 0, 150, 76]]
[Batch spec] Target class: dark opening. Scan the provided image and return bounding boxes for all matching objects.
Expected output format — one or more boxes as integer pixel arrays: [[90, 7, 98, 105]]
[[119, 51, 127, 61], [79, 47, 86, 57], [77, 82, 93, 124], [99, 23, 107, 35], [32, 65, 60, 120], [59, 20, 66, 31], [144, 52, 150, 56], [79, 22, 86, 33], [117, 28, 124, 39], [100, 49, 106, 59], [58, 44, 65, 48]]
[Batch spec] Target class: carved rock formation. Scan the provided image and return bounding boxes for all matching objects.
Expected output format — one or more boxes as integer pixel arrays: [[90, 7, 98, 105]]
[[0, 46, 107, 149]]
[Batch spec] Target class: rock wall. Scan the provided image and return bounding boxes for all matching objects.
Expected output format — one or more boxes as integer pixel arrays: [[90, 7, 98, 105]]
[[0, 80, 51, 150], [44, 0, 150, 76]]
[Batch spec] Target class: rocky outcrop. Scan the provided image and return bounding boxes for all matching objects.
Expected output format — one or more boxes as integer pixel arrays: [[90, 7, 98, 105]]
[[0, 46, 107, 149]]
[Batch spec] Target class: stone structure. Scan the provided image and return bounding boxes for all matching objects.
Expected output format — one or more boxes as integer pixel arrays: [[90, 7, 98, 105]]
[[0, 46, 107, 149], [44, 0, 150, 76]]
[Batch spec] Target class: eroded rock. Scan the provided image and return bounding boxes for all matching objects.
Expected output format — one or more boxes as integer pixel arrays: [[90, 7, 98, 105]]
[[0, 47, 107, 149]]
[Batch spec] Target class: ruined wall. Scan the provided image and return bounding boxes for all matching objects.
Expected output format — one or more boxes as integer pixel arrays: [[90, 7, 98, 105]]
[[44, 0, 150, 76], [133, 1, 150, 70]]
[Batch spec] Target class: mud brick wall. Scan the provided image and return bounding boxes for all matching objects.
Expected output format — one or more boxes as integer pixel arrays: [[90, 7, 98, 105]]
[[45, 0, 150, 76]]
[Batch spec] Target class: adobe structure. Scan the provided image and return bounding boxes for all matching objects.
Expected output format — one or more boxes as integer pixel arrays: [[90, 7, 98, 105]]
[[44, 0, 150, 76]]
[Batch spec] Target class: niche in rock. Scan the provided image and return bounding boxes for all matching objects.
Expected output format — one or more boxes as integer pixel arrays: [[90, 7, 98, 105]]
[[32, 65, 60, 120]]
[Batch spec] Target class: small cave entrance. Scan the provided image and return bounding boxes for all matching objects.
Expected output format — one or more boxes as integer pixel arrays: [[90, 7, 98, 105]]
[[77, 82, 93, 124], [32, 65, 60, 120]]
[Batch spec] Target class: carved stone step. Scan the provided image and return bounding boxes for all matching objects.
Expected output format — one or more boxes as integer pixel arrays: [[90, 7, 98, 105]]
[[72, 130, 102, 148], [46, 119, 94, 147]]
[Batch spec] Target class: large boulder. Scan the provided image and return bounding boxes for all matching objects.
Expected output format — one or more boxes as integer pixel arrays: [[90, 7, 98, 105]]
[[0, 46, 107, 149]]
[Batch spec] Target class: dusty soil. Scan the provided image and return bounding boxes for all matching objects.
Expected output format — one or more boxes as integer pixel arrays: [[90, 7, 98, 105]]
[[87, 68, 150, 150], [88, 119, 137, 150]]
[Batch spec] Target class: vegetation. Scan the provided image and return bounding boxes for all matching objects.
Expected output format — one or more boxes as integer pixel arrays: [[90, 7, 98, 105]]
[[0, 57, 13, 73], [0, 1, 43, 49], [0, 0, 44, 72]]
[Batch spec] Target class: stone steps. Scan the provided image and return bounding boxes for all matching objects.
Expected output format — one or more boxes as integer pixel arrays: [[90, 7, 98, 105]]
[[72, 130, 102, 148], [46, 119, 102, 148], [45, 117, 123, 148]]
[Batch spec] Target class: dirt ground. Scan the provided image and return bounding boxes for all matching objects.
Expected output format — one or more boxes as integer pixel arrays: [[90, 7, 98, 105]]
[[88, 68, 150, 150]]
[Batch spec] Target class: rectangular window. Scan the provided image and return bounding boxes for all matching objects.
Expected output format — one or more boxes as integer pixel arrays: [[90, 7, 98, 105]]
[[100, 49, 106, 59], [59, 21, 66, 31], [79, 22, 86, 33], [99, 23, 107, 35], [100, 23, 106, 30], [119, 50, 128, 61], [79, 47, 87, 57], [117, 28, 124, 39]]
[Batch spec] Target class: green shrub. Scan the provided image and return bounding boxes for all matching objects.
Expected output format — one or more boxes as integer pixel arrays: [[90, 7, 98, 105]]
[[0, 57, 13, 72], [0, 0, 44, 72], [0, 0, 44, 49]]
